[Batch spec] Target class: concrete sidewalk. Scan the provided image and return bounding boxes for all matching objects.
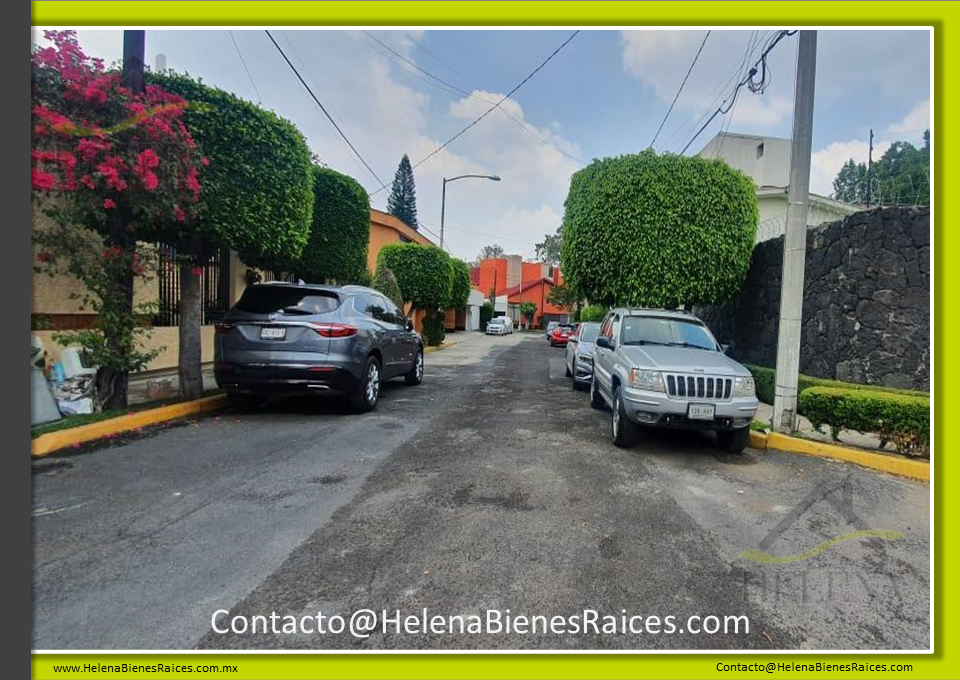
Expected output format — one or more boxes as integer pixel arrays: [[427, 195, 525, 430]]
[[755, 401, 885, 451]]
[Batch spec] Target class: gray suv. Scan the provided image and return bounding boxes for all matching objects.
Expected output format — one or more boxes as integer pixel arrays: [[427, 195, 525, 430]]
[[214, 283, 423, 412], [589, 308, 757, 452]]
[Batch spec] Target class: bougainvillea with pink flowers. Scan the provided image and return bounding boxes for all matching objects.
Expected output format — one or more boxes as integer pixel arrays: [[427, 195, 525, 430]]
[[31, 30, 205, 409]]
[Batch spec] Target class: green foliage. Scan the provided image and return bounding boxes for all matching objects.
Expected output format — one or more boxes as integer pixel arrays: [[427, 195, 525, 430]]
[[476, 244, 504, 263], [376, 243, 451, 311], [546, 281, 578, 309], [387, 154, 418, 228], [798, 386, 929, 456], [833, 132, 930, 206], [293, 166, 370, 283], [561, 151, 758, 307], [579, 305, 607, 323], [422, 311, 446, 347], [535, 226, 563, 265], [520, 301, 537, 323], [447, 258, 472, 310], [147, 72, 314, 267], [372, 264, 404, 309], [744, 364, 929, 406], [479, 301, 494, 329]]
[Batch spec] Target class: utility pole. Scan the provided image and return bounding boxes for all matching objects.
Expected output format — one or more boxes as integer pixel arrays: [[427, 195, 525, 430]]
[[772, 30, 817, 433], [122, 30, 145, 93], [866, 128, 874, 207]]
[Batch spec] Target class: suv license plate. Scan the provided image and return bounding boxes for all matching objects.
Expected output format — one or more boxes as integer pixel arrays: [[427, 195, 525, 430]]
[[687, 403, 715, 421], [260, 327, 286, 340]]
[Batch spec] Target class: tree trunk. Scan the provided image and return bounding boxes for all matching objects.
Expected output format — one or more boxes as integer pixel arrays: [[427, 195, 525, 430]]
[[99, 240, 135, 412], [178, 261, 204, 400]]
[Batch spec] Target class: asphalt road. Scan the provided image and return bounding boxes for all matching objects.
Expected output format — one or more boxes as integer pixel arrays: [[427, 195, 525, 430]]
[[32, 334, 929, 651]]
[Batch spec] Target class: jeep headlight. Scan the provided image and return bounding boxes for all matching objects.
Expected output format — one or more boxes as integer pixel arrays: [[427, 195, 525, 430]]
[[630, 368, 665, 392], [732, 376, 756, 397]]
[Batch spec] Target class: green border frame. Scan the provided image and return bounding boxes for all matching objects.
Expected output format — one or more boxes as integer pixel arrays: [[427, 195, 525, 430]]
[[30, 2, 949, 678]]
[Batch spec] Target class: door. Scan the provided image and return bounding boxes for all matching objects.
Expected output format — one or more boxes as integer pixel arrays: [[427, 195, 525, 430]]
[[355, 292, 399, 373], [593, 313, 617, 397], [381, 295, 417, 374]]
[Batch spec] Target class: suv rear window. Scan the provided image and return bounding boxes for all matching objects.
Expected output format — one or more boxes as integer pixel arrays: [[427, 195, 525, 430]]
[[234, 287, 340, 316]]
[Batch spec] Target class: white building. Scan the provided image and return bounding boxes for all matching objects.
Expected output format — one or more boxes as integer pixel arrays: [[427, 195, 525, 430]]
[[697, 132, 858, 243]]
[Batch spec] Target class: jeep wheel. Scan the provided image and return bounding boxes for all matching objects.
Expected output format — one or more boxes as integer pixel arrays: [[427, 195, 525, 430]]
[[611, 386, 638, 448], [589, 375, 605, 409], [717, 427, 750, 454]]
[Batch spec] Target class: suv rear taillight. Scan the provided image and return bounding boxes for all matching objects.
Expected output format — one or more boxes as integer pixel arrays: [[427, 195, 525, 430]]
[[214, 323, 234, 334], [311, 323, 357, 338]]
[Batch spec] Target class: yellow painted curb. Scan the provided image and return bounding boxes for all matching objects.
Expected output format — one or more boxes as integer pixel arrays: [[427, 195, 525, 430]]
[[750, 429, 928, 481], [31, 394, 228, 458], [424, 339, 458, 354]]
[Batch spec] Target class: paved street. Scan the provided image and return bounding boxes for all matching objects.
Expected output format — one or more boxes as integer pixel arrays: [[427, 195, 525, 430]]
[[33, 334, 929, 651]]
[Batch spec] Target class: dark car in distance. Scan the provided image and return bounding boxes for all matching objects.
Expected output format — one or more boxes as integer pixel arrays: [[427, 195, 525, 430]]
[[214, 283, 423, 412]]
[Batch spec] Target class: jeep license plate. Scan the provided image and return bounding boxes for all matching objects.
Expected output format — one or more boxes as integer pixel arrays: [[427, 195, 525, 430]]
[[260, 327, 286, 340], [687, 403, 715, 421]]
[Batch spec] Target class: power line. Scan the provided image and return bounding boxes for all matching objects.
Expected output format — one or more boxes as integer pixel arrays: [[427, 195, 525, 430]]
[[360, 31, 585, 166], [228, 31, 263, 104], [680, 30, 796, 155], [370, 30, 581, 197], [264, 30, 386, 188], [650, 30, 711, 150]]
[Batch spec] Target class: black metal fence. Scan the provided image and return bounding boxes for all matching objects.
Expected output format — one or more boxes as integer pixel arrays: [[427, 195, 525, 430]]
[[154, 244, 232, 327]]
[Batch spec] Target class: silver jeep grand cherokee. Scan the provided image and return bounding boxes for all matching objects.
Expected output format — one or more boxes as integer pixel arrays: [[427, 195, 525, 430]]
[[589, 308, 758, 453]]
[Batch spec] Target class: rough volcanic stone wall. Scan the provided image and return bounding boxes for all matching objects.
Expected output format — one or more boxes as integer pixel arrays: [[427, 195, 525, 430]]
[[696, 207, 930, 391]]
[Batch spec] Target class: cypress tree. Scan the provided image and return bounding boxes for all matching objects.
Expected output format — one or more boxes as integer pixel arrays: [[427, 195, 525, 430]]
[[387, 154, 419, 229]]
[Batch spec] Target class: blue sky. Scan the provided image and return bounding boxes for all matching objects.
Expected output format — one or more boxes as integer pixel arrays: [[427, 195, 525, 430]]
[[38, 28, 931, 262]]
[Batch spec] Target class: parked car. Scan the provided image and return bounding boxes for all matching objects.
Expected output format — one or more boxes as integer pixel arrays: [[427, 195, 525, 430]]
[[549, 323, 575, 347], [486, 316, 514, 335], [565, 322, 601, 390], [214, 283, 423, 413], [544, 321, 559, 340], [589, 308, 758, 453]]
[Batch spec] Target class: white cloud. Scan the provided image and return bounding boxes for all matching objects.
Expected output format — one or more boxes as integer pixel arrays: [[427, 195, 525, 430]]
[[884, 99, 930, 143]]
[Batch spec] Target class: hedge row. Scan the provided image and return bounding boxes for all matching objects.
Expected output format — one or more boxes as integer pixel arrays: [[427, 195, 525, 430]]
[[745, 364, 928, 406], [798, 386, 930, 456]]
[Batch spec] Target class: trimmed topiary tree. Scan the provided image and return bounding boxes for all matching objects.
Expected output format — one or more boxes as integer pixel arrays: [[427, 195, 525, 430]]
[[296, 166, 370, 284], [447, 258, 472, 311], [147, 72, 314, 398], [561, 151, 758, 307], [376, 243, 452, 313]]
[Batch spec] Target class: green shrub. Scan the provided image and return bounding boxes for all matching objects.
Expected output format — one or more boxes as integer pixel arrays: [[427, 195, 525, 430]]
[[561, 151, 758, 307], [798, 386, 930, 456], [579, 305, 607, 323], [447, 258, 472, 310], [745, 364, 928, 406], [297, 166, 370, 284], [377, 243, 452, 312], [373, 263, 403, 309], [422, 311, 446, 347], [479, 302, 494, 329]]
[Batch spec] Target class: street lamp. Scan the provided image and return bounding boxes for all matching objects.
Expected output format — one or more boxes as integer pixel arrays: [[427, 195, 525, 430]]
[[440, 174, 501, 250]]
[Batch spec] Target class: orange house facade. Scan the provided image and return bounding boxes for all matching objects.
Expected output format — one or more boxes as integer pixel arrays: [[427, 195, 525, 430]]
[[471, 256, 570, 328], [367, 208, 434, 273]]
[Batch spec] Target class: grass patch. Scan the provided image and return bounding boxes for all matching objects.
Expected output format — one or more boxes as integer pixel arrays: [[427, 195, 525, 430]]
[[750, 419, 770, 433], [31, 388, 222, 439]]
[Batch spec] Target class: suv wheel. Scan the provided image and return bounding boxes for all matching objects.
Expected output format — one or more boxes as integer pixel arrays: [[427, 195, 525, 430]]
[[611, 386, 638, 448], [350, 355, 381, 412], [589, 375, 605, 410], [716, 427, 750, 454], [404, 347, 424, 386], [565, 361, 572, 378]]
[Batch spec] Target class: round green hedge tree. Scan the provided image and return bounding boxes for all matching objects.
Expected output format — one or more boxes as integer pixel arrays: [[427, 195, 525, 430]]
[[447, 258, 472, 310], [561, 151, 758, 307], [297, 166, 370, 284], [376, 243, 451, 312], [147, 72, 314, 269]]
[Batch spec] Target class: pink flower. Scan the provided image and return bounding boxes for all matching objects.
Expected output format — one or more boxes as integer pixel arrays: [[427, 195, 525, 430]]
[[103, 198, 116, 209], [37, 251, 53, 263], [191, 266, 203, 276], [31, 168, 56, 190], [173, 205, 186, 222]]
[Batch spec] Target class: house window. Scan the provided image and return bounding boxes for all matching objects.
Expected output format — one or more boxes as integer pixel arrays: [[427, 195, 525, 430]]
[[756, 142, 765, 159], [154, 243, 232, 327]]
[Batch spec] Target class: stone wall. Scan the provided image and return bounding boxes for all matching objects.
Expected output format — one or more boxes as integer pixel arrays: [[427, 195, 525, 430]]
[[696, 207, 930, 391]]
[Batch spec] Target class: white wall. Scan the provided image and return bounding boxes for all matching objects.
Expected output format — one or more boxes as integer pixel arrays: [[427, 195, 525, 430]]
[[698, 133, 792, 188]]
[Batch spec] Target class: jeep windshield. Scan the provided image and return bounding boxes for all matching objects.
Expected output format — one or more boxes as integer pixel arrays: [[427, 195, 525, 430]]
[[620, 316, 717, 351]]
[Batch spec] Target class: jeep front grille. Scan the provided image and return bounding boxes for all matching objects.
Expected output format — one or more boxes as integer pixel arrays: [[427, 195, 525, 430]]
[[665, 374, 732, 400]]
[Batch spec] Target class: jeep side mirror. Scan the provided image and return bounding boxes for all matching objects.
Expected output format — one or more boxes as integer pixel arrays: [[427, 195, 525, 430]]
[[721, 343, 730, 354], [596, 336, 613, 350]]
